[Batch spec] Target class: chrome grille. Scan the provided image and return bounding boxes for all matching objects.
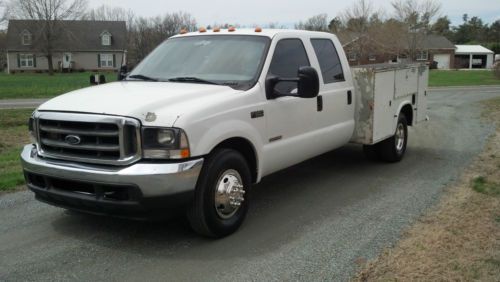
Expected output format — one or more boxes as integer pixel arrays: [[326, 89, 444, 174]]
[[34, 112, 141, 166]]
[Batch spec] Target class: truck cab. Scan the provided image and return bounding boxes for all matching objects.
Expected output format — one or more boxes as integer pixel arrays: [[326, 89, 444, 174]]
[[21, 29, 427, 237]]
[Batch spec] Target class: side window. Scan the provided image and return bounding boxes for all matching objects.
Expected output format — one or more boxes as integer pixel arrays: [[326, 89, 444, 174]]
[[268, 39, 310, 94], [311, 39, 345, 84]]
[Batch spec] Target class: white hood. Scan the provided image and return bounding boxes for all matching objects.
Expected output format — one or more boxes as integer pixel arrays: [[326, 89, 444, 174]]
[[38, 81, 242, 126]]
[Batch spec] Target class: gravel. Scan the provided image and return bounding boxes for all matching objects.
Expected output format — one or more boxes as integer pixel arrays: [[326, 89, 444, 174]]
[[1, 87, 499, 282]]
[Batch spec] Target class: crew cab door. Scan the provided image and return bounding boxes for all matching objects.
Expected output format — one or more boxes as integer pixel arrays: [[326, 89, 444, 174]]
[[261, 37, 318, 175], [308, 37, 355, 149], [260, 34, 356, 176]]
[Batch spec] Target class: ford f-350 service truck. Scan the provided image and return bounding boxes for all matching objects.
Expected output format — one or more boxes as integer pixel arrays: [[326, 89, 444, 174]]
[[21, 29, 428, 237]]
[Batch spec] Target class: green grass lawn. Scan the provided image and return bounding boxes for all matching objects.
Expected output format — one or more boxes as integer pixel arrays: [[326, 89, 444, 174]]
[[429, 70, 500, 87], [0, 109, 33, 191], [0, 72, 117, 99]]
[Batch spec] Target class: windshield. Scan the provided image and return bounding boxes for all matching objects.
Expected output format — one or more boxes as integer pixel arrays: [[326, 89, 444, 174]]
[[128, 35, 271, 90]]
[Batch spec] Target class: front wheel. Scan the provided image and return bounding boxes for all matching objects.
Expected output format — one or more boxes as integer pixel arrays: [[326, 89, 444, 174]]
[[377, 113, 408, 162], [187, 149, 251, 238]]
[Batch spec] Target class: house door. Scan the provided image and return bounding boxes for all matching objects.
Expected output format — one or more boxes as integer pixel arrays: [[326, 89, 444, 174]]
[[63, 53, 72, 69]]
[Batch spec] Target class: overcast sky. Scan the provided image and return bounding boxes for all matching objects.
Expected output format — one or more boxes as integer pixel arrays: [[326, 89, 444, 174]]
[[86, 0, 500, 27]]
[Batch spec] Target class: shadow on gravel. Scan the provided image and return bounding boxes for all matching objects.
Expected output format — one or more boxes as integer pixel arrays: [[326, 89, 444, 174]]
[[48, 143, 449, 260]]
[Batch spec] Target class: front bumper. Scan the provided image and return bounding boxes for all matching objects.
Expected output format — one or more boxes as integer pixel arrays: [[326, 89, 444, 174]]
[[20, 145, 203, 218]]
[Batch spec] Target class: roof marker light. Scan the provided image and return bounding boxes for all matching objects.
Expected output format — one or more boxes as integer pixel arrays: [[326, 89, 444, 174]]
[[228, 26, 236, 32], [255, 27, 262, 32], [199, 27, 207, 33], [213, 27, 221, 32], [179, 28, 188, 34]]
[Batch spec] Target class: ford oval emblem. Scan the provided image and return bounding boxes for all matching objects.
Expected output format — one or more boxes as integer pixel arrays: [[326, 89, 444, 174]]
[[65, 135, 81, 145]]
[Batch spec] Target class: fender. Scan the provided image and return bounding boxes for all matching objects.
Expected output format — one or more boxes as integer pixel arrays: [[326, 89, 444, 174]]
[[394, 100, 414, 130], [188, 119, 264, 182]]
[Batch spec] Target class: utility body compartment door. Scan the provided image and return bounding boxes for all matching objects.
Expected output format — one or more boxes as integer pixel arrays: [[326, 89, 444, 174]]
[[416, 65, 429, 122], [350, 64, 428, 145]]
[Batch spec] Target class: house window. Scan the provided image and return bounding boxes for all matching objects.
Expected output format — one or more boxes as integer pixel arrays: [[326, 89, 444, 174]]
[[368, 54, 377, 61], [101, 34, 111, 46], [100, 54, 114, 68], [416, 50, 428, 61], [22, 31, 32, 45], [348, 52, 357, 61], [20, 54, 34, 67]]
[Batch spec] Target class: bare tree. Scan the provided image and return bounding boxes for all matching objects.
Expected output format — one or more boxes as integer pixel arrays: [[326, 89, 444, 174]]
[[391, 0, 441, 61], [295, 14, 329, 32], [128, 12, 196, 66], [265, 22, 287, 29], [3, 0, 88, 74], [0, 29, 6, 71], [0, 0, 6, 26], [337, 0, 387, 65], [85, 5, 134, 29]]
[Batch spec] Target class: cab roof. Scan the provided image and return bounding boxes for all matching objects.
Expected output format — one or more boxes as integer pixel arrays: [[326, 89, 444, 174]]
[[171, 28, 331, 39]]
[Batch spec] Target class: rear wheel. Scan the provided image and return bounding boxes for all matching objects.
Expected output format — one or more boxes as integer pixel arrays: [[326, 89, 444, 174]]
[[187, 149, 250, 238], [377, 113, 408, 162]]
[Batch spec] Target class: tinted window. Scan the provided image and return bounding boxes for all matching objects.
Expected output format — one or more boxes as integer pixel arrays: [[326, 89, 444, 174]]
[[268, 39, 310, 94], [311, 39, 344, 83]]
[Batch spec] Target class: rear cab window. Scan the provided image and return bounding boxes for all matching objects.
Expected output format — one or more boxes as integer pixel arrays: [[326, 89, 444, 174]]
[[310, 39, 345, 84]]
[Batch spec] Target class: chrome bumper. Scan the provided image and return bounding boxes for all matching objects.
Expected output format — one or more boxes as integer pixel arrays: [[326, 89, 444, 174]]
[[21, 145, 203, 198]]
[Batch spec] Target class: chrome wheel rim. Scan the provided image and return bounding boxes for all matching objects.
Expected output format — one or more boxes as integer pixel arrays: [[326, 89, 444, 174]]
[[395, 123, 405, 152], [214, 169, 245, 219]]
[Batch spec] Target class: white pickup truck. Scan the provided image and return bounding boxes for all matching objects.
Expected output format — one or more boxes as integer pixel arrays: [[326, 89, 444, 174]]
[[21, 29, 428, 237]]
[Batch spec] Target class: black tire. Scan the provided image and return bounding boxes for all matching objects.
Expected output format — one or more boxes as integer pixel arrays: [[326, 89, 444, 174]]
[[377, 113, 408, 162], [187, 148, 251, 238]]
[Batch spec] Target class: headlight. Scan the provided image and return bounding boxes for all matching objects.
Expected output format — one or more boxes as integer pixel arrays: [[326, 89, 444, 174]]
[[142, 127, 190, 159], [28, 113, 36, 144]]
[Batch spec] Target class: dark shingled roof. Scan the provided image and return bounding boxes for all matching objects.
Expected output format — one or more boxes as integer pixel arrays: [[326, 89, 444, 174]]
[[420, 34, 455, 49], [6, 20, 126, 51]]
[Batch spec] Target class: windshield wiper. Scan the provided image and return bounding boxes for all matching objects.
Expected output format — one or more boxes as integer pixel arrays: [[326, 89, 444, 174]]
[[167, 77, 221, 85], [127, 74, 159, 81]]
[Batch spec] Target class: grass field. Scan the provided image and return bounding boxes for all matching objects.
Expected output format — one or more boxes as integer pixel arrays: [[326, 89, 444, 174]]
[[0, 109, 33, 191], [429, 70, 500, 87], [0, 72, 117, 99]]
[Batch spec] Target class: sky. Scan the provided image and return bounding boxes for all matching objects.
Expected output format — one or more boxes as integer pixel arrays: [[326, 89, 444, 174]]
[[86, 0, 500, 27]]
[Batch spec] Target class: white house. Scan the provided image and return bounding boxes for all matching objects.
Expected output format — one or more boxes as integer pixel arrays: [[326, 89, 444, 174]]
[[454, 45, 494, 69]]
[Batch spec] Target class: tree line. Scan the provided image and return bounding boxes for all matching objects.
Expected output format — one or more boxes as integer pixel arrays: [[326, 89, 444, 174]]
[[0, 0, 499, 73]]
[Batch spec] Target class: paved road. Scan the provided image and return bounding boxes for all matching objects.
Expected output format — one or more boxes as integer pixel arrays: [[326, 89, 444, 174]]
[[0, 99, 48, 109], [1, 87, 500, 281]]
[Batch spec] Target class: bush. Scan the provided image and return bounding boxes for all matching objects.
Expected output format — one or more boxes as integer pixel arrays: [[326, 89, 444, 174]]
[[494, 63, 500, 80]]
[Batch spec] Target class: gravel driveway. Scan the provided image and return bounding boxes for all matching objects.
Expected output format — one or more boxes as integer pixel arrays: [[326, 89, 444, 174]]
[[1, 86, 499, 281]]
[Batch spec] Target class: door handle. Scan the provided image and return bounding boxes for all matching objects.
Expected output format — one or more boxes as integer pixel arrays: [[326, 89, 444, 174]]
[[347, 91, 352, 105], [317, 95, 323, 112]]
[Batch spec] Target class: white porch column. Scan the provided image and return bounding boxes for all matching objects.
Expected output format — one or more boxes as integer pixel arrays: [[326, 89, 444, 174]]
[[469, 53, 473, 69]]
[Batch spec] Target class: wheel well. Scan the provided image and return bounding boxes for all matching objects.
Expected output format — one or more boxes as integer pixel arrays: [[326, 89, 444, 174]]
[[213, 137, 258, 183], [400, 104, 413, 126]]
